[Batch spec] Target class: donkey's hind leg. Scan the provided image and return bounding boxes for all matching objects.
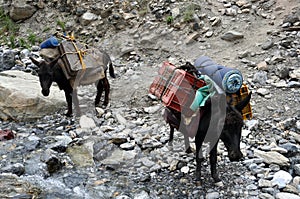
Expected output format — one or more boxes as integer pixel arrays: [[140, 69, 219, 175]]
[[95, 79, 104, 107], [102, 77, 110, 107], [72, 89, 81, 116]]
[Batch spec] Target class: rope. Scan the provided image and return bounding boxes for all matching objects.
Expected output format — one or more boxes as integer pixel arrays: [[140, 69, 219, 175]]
[[55, 32, 87, 70]]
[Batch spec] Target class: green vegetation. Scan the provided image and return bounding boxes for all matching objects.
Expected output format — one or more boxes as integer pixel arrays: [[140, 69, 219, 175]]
[[19, 38, 27, 48], [0, 9, 44, 48], [183, 4, 195, 22], [0, 9, 19, 38], [57, 20, 66, 31], [42, 26, 51, 33], [166, 16, 174, 24], [9, 35, 16, 48], [0, 8, 19, 48], [28, 32, 37, 45]]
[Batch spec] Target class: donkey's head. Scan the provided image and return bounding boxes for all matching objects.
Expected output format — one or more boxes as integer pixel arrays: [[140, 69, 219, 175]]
[[30, 57, 57, 96], [220, 92, 252, 161]]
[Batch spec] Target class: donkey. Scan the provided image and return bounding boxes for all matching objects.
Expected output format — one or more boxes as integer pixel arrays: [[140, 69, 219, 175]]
[[30, 52, 115, 117], [163, 62, 251, 183]]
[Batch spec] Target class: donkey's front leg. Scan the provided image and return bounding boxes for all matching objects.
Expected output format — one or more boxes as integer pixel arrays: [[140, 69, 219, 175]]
[[168, 124, 175, 146], [64, 91, 73, 117], [183, 133, 192, 153], [195, 150, 204, 182], [95, 79, 104, 107], [209, 142, 221, 183]]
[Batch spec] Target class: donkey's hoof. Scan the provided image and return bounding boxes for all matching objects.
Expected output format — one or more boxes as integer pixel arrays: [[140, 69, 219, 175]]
[[65, 111, 72, 117], [195, 180, 202, 187], [101, 102, 110, 109], [185, 147, 194, 153]]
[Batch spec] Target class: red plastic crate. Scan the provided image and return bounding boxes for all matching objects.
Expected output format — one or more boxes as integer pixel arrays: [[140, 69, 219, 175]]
[[149, 62, 206, 115], [149, 62, 177, 99]]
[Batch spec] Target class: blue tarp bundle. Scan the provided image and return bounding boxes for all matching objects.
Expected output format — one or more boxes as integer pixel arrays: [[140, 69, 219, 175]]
[[40, 36, 59, 49], [194, 56, 243, 94]]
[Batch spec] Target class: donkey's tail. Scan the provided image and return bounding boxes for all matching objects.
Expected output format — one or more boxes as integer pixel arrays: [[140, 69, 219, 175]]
[[109, 63, 116, 78]]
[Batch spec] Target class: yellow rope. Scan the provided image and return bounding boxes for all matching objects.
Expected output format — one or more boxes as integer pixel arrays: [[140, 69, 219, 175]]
[[70, 40, 86, 70], [55, 32, 87, 70]]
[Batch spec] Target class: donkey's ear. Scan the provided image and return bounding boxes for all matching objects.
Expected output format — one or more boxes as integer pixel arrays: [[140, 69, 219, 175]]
[[235, 91, 252, 112], [29, 56, 41, 67]]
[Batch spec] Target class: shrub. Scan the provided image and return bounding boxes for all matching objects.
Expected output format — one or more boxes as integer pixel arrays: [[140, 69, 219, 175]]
[[183, 4, 195, 22], [166, 16, 174, 24]]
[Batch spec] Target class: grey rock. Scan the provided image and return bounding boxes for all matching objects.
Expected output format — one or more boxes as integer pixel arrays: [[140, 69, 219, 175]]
[[221, 31, 244, 41], [0, 70, 66, 121], [9, 2, 37, 21], [271, 170, 293, 189], [261, 40, 274, 50], [1, 163, 25, 176], [206, 192, 220, 199], [254, 150, 290, 166], [1, 50, 15, 71], [253, 71, 268, 85], [275, 192, 300, 199]]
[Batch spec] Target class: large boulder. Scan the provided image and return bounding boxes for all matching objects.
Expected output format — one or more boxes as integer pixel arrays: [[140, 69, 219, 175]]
[[9, 1, 37, 21], [0, 70, 66, 121]]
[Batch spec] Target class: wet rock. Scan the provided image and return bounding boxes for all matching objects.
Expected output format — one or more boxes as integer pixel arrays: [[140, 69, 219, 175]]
[[0, 173, 40, 198], [0, 70, 66, 121], [66, 143, 95, 167], [101, 148, 137, 167], [40, 149, 63, 174], [1, 163, 25, 176], [46, 135, 73, 153]]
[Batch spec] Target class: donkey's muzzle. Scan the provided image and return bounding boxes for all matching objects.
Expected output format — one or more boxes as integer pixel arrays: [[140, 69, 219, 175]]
[[42, 89, 50, 96]]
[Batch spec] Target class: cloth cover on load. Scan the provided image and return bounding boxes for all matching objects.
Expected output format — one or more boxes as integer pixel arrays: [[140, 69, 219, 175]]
[[39, 40, 106, 88], [39, 48, 60, 60], [59, 40, 107, 84], [194, 56, 243, 94], [190, 75, 217, 111], [58, 40, 106, 87]]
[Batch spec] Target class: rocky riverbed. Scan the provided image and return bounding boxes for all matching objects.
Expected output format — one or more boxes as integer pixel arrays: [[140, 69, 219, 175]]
[[0, 0, 300, 198]]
